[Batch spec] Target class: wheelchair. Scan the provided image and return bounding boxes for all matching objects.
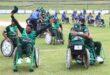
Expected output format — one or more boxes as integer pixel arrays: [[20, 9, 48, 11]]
[[87, 19, 94, 26], [13, 46, 39, 72], [62, 17, 70, 24], [95, 19, 105, 27], [66, 35, 90, 69], [1, 38, 17, 57], [45, 28, 64, 45], [66, 33, 105, 69]]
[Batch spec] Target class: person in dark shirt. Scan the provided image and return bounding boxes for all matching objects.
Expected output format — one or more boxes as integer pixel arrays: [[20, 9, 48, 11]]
[[2, 16, 18, 48]]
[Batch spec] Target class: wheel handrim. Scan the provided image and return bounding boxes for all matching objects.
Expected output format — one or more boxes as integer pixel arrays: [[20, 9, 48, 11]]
[[1, 40, 13, 56]]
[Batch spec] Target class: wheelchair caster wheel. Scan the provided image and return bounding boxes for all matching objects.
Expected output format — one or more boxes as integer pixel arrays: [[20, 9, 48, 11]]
[[13, 69, 18, 72], [99, 61, 104, 64], [29, 68, 34, 72], [62, 41, 64, 44]]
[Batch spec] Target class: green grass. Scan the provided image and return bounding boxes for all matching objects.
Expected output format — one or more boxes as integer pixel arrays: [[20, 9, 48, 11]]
[[0, 14, 110, 75]]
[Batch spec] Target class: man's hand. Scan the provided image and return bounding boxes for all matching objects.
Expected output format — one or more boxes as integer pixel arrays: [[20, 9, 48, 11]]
[[88, 33, 93, 40], [72, 31, 78, 36], [11, 13, 14, 17], [11, 6, 18, 14]]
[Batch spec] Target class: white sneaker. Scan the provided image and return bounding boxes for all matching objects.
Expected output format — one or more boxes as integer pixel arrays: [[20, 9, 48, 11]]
[[17, 58, 23, 64], [60, 40, 63, 42], [57, 40, 60, 43], [25, 57, 31, 63], [76, 60, 82, 64], [96, 56, 104, 63]]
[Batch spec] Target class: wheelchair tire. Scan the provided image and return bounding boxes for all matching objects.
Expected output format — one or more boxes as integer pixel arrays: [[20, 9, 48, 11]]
[[83, 48, 90, 69], [45, 33, 52, 44], [34, 48, 40, 68], [1, 39, 14, 57], [13, 68, 18, 72], [66, 48, 72, 69]]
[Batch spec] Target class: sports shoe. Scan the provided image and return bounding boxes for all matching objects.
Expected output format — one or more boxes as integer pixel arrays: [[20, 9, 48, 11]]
[[76, 60, 82, 64], [96, 56, 104, 63], [17, 58, 23, 64], [57, 40, 60, 43], [25, 57, 31, 63]]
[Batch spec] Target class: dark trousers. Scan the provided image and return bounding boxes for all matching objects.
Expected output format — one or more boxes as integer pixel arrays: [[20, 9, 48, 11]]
[[9, 37, 17, 48], [85, 39, 102, 56], [17, 39, 33, 58], [94, 41, 102, 56], [51, 29, 63, 41], [62, 17, 69, 23]]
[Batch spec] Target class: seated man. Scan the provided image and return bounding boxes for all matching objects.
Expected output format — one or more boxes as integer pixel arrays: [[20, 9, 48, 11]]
[[68, 19, 104, 63], [49, 20, 63, 43], [2, 17, 18, 48], [78, 13, 85, 21], [71, 11, 78, 22], [95, 12, 105, 27], [87, 13, 94, 25], [11, 13, 51, 64], [62, 11, 69, 23]]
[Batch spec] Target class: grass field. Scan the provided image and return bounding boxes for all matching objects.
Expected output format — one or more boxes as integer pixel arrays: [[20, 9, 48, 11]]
[[0, 13, 110, 75], [0, 1, 110, 10]]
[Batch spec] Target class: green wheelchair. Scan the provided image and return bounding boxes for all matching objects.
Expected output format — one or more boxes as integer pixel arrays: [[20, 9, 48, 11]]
[[13, 46, 39, 72], [45, 28, 64, 45], [66, 32, 104, 69]]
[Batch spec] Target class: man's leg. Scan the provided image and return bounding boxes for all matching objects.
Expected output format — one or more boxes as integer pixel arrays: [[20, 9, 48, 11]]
[[52, 29, 59, 41], [94, 41, 104, 63], [66, 17, 69, 23], [25, 43, 33, 63], [17, 44, 22, 58], [11, 38, 17, 48], [26, 43, 33, 57], [17, 39, 23, 64], [57, 30, 63, 41], [94, 41, 102, 56]]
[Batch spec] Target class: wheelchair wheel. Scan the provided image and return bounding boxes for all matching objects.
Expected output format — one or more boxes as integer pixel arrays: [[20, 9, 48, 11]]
[[1, 39, 14, 57], [83, 48, 90, 69], [45, 33, 52, 44], [34, 47, 40, 68], [66, 48, 72, 69]]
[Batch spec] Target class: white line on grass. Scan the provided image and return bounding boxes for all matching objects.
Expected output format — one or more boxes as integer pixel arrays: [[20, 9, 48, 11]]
[[0, 21, 26, 28]]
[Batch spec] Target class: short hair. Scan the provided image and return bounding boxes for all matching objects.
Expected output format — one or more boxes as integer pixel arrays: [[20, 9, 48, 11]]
[[27, 23, 33, 29]]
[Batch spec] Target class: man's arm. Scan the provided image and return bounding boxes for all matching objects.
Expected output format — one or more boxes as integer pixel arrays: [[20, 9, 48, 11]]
[[77, 32, 89, 38], [36, 24, 51, 36], [2, 27, 10, 41], [72, 30, 89, 39], [11, 14, 24, 33], [2, 31, 8, 39]]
